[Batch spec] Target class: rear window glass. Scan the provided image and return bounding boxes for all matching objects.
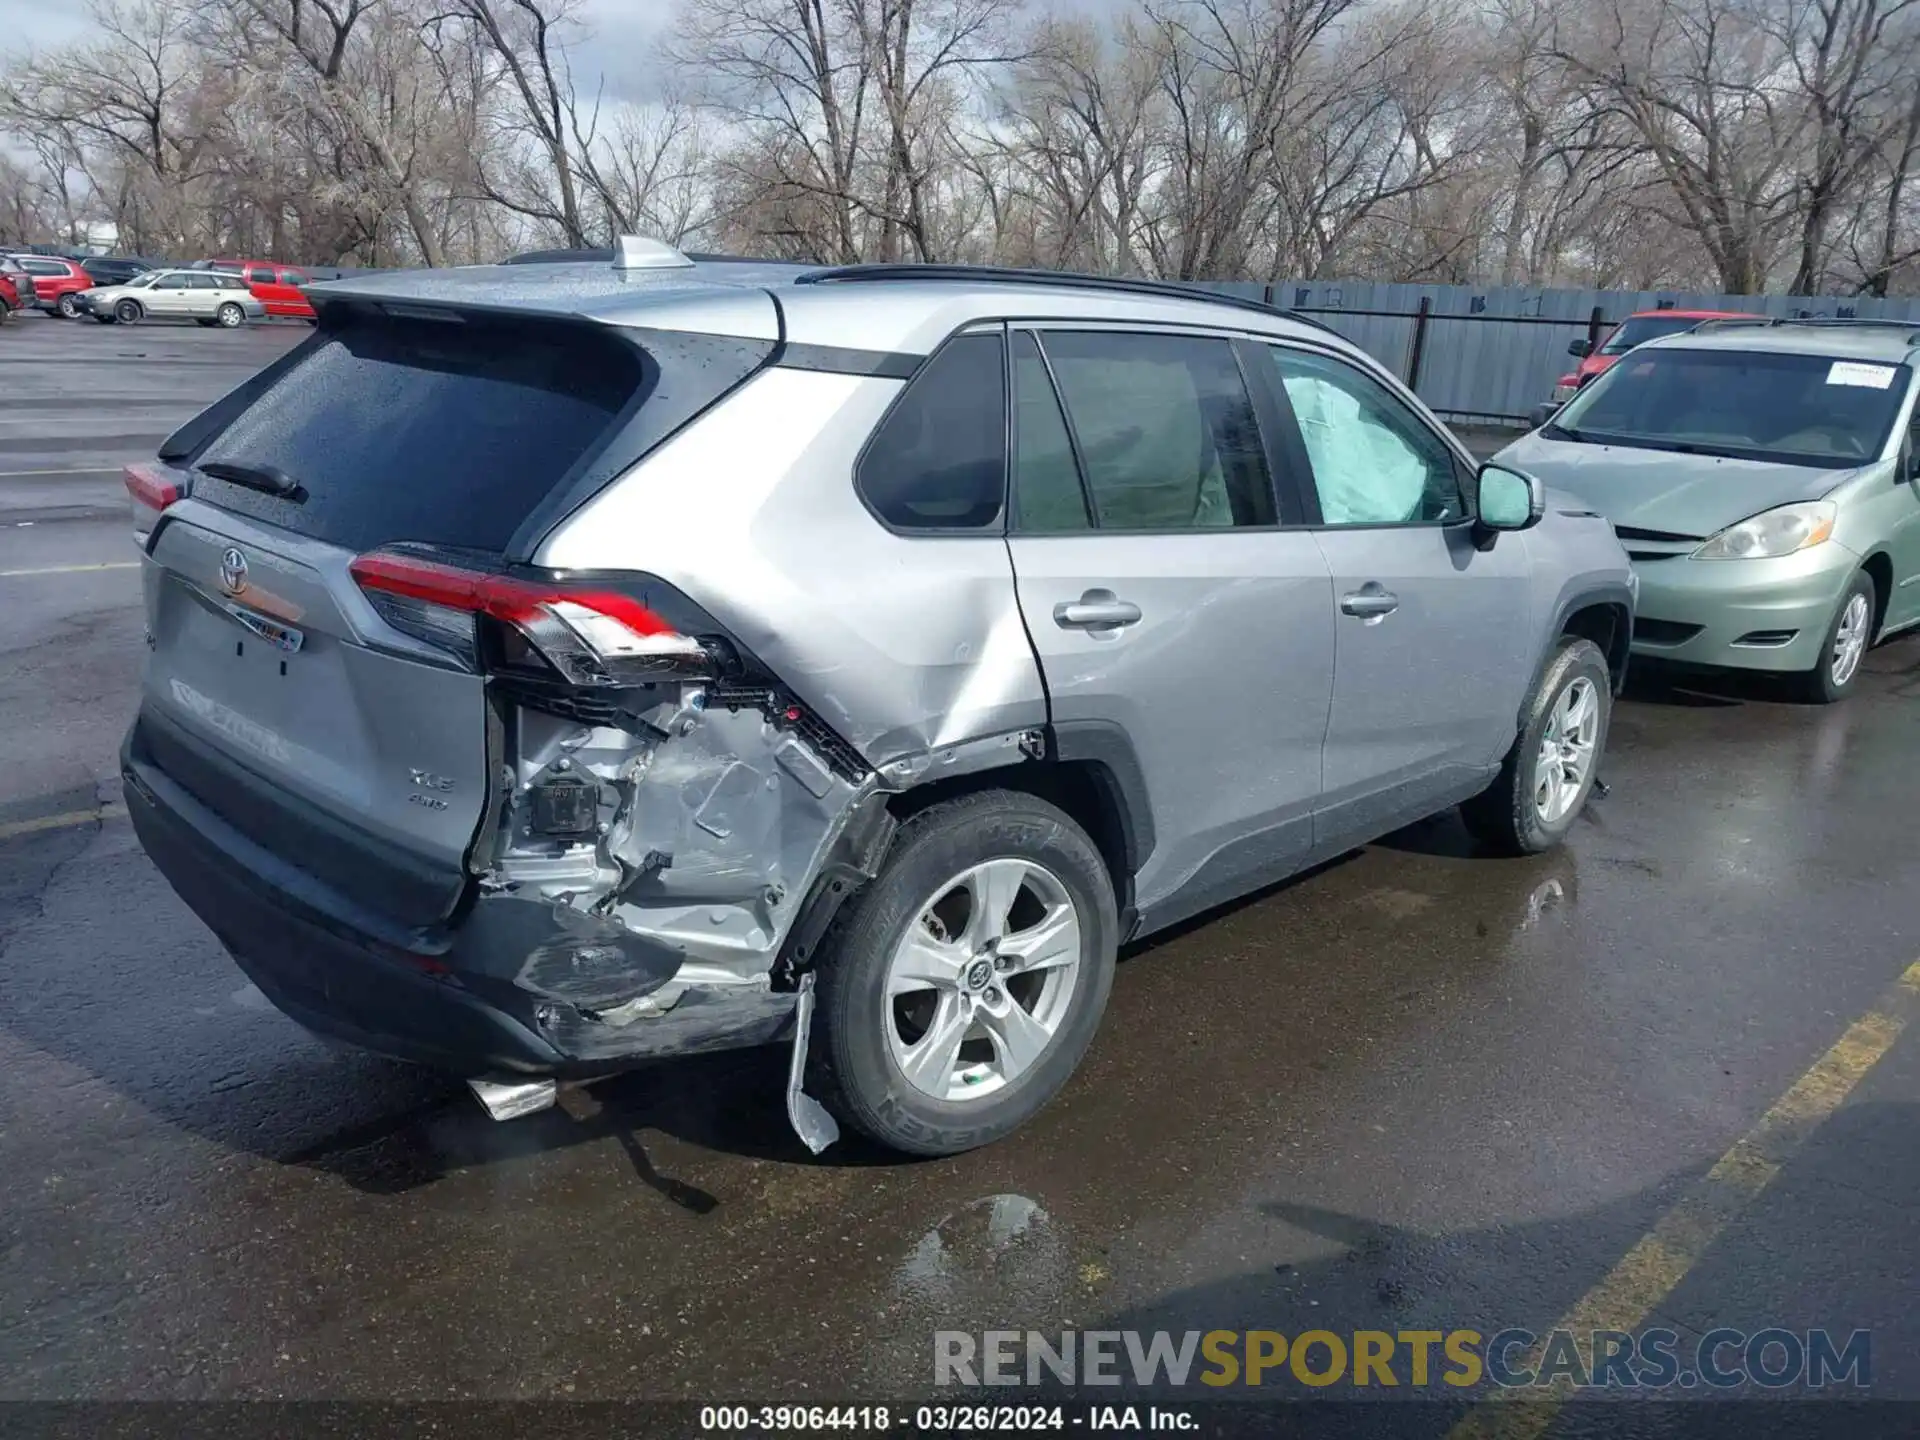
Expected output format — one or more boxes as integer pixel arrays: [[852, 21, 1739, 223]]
[[190, 315, 767, 553], [856, 332, 1006, 530]]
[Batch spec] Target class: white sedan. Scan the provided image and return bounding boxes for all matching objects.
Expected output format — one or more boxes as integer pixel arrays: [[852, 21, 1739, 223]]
[[76, 270, 267, 327]]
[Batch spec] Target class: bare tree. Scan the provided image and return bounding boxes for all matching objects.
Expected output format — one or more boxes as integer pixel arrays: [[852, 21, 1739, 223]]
[[226, 0, 449, 264], [992, 14, 1162, 272], [1553, 0, 1810, 292]]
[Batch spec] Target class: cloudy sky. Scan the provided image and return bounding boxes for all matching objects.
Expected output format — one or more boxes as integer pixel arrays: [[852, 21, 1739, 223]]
[[2, 0, 680, 102]]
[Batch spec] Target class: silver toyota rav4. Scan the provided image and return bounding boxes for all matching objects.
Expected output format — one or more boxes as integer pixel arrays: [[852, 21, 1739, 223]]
[[122, 240, 1634, 1156]]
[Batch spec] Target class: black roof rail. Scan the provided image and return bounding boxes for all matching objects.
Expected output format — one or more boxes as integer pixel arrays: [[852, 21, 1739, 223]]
[[1687, 316, 1771, 333], [795, 262, 1340, 336], [503, 246, 613, 265]]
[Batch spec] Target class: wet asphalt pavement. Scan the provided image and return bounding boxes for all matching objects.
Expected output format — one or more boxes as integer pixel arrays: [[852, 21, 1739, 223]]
[[0, 312, 1916, 1431]]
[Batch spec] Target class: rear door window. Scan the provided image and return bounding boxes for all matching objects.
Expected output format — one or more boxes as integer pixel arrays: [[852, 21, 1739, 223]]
[[1010, 332, 1090, 533], [247, 267, 274, 284], [1036, 330, 1276, 530], [189, 313, 770, 554], [856, 332, 1006, 531]]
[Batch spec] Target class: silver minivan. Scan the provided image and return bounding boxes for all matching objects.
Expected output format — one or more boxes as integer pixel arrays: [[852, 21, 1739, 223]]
[[121, 244, 1634, 1155]]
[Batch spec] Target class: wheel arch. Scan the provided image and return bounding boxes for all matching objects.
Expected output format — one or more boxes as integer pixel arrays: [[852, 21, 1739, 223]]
[[1859, 549, 1893, 637], [883, 722, 1154, 939], [1547, 582, 1634, 698]]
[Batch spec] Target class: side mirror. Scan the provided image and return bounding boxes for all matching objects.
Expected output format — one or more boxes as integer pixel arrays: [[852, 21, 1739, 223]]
[[1567, 338, 1593, 358], [1528, 401, 1560, 431], [1906, 449, 1920, 482], [1476, 462, 1545, 535]]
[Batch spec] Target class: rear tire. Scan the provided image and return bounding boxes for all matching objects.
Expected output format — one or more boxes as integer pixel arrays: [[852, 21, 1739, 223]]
[[810, 790, 1118, 1156], [1463, 637, 1611, 855], [216, 302, 245, 328], [1797, 570, 1875, 704], [114, 299, 142, 324], [55, 293, 79, 319]]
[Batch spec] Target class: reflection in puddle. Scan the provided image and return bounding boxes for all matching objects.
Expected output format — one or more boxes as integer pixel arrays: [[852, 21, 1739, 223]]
[[1522, 877, 1565, 929], [897, 1194, 1067, 1311]]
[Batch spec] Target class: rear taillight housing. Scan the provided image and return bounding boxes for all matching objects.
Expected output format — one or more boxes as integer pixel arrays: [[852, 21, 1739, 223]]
[[349, 549, 715, 683], [124, 464, 180, 512]]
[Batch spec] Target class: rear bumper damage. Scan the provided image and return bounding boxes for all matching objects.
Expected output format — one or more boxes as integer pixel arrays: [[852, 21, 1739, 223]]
[[122, 678, 896, 1088]]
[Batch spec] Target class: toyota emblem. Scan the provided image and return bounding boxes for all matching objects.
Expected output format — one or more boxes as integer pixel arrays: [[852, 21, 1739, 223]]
[[218, 547, 249, 596]]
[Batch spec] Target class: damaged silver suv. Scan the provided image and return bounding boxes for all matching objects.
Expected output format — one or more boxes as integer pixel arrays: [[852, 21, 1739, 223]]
[[122, 242, 1634, 1156]]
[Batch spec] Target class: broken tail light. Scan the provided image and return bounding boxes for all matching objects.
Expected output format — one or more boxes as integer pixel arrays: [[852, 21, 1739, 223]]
[[349, 550, 714, 683]]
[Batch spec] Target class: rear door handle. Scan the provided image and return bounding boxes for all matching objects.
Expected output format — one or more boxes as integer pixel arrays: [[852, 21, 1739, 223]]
[[1340, 585, 1399, 620], [1053, 590, 1142, 632]]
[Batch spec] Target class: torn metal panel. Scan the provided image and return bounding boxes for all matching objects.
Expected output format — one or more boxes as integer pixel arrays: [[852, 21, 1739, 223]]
[[474, 679, 881, 1061]]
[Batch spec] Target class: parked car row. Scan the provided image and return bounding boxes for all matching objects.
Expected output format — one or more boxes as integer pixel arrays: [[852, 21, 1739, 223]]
[[0, 252, 317, 324]]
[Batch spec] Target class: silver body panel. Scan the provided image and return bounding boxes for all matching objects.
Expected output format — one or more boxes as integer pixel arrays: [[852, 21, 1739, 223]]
[[129, 255, 1636, 1080]]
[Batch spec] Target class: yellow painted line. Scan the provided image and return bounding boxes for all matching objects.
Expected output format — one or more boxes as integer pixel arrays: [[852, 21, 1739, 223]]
[[0, 802, 124, 841], [0, 561, 139, 578], [1448, 956, 1920, 1439]]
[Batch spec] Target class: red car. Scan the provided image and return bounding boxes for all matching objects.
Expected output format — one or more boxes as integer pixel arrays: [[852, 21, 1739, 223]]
[[1550, 308, 1755, 402], [207, 259, 317, 321], [0, 269, 22, 318], [7, 255, 95, 318]]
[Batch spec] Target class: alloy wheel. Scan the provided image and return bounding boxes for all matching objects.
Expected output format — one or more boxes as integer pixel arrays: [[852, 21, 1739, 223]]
[[884, 858, 1083, 1102], [1534, 676, 1600, 824], [1831, 592, 1870, 689]]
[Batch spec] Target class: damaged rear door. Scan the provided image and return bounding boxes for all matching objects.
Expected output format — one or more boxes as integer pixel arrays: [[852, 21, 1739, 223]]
[[1004, 326, 1336, 929]]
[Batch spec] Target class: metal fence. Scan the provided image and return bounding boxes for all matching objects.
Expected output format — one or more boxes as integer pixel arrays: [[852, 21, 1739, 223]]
[[1176, 279, 1920, 429]]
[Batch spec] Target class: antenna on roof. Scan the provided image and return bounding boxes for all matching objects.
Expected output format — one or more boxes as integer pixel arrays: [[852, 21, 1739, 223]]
[[612, 236, 694, 271]]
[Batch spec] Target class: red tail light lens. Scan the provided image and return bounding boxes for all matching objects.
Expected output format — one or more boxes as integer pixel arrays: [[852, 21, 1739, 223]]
[[125, 464, 180, 512], [349, 550, 711, 683]]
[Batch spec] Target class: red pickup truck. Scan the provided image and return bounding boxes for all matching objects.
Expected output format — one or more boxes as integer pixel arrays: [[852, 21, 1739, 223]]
[[205, 258, 318, 321]]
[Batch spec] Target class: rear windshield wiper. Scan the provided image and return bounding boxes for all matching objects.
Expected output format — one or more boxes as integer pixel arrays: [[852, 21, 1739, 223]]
[[196, 460, 307, 502]]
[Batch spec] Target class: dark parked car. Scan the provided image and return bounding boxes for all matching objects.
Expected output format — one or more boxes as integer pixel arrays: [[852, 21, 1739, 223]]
[[81, 257, 154, 287]]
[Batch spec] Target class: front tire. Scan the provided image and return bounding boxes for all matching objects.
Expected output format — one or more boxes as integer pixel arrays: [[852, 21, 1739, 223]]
[[1797, 571, 1875, 704], [216, 302, 245, 328], [114, 299, 142, 324], [811, 791, 1118, 1156], [56, 293, 79, 319], [1463, 637, 1611, 855]]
